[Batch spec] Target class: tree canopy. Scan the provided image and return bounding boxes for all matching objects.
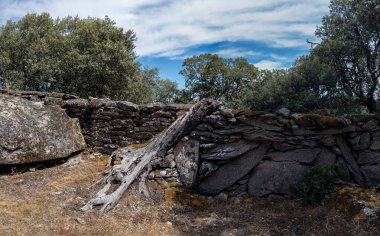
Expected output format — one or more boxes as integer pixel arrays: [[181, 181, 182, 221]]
[[0, 13, 140, 100], [179, 53, 259, 106], [313, 0, 380, 111]]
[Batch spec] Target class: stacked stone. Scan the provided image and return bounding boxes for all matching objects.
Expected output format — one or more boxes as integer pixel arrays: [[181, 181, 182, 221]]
[[1, 90, 190, 154], [3, 89, 379, 199], [62, 99, 190, 154], [169, 107, 380, 198]]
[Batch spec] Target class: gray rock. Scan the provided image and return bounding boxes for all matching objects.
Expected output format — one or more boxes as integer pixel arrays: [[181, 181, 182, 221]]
[[344, 114, 374, 123], [243, 130, 285, 142], [238, 118, 283, 131], [359, 133, 371, 150], [272, 142, 296, 151], [331, 146, 342, 155], [43, 97, 63, 106], [336, 156, 352, 182], [315, 147, 336, 167], [259, 113, 277, 119], [277, 108, 291, 118], [360, 165, 380, 186], [198, 143, 269, 195], [357, 151, 380, 165], [219, 107, 234, 118], [116, 101, 139, 111], [213, 125, 253, 135], [0, 95, 86, 164], [174, 139, 200, 188], [62, 98, 89, 108], [320, 135, 336, 146], [226, 183, 247, 197], [293, 125, 356, 136], [362, 119, 379, 131], [267, 148, 320, 164], [348, 135, 361, 151], [336, 136, 365, 185], [198, 161, 219, 179], [371, 136, 380, 150], [214, 192, 228, 202], [201, 139, 259, 160], [301, 139, 319, 148], [247, 161, 310, 197], [204, 115, 228, 128]]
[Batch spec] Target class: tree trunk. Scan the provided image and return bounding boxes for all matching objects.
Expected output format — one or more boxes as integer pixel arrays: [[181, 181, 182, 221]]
[[81, 99, 221, 212]]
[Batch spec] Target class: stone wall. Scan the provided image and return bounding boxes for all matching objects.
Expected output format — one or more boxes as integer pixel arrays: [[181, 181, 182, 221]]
[[153, 108, 380, 198], [1, 90, 190, 154], [2, 90, 380, 198]]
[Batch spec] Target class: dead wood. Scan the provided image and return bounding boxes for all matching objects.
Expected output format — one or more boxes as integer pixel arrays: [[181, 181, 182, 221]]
[[81, 99, 221, 212]]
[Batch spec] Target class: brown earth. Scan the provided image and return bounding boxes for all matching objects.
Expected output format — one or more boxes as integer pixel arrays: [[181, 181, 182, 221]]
[[0, 153, 379, 236]]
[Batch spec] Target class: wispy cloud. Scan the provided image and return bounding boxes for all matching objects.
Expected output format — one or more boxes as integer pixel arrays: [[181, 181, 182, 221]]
[[0, 0, 329, 60], [255, 60, 284, 70], [216, 48, 261, 58]]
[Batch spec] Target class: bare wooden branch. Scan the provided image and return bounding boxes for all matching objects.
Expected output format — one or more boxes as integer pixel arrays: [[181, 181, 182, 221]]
[[81, 99, 221, 212]]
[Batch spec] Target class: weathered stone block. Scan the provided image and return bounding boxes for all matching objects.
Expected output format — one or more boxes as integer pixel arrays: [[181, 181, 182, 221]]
[[247, 161, 310, 197], [174, 139, 200, 188], [198, 143, 269, 195], [0, 95, 86, 164]]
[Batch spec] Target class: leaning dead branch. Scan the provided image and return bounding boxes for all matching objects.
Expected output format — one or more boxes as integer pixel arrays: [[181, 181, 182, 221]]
[[81, 99, 221, 212]]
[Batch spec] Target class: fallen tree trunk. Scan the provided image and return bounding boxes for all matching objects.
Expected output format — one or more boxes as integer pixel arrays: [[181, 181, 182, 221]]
[[81, 99, 221, 212]]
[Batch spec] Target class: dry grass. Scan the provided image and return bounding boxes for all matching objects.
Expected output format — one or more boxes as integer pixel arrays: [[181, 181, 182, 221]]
[[0, 153, 379, 236]]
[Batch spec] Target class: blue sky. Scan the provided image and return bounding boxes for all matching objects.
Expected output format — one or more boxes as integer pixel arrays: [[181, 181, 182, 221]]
[[0, 0, 331, 88]]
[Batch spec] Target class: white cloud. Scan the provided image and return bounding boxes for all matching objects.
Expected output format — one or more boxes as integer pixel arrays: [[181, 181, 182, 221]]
[[255, 60, 284, 70], [216, 49, 261, 58], [0, 0, 330, 58]]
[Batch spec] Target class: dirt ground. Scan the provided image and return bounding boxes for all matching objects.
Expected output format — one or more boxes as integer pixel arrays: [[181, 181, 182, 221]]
[[0, 153, 379, 236]]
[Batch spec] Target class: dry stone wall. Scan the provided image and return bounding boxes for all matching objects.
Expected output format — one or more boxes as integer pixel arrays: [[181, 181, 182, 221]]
[[2, 90, 380, 198], [1, 90, 190, 154], [153, 108, 380, 198]]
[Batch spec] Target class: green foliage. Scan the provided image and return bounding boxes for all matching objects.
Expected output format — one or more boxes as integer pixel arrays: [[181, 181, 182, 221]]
[[244, 55, 360, 114], [299, 166, 339, 205], [153, 79, 180, 104], [0, 13, 140, 100], [179, 53, 259, 106], [313, 0, 380, 111]]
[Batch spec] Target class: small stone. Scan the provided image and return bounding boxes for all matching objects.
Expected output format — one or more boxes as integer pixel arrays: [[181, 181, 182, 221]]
[[50, 191, 63, 196], [166, 221, 173, 226], [331, 146, 342, 155], [219, 107, 234, 118], [29, 168, 36, 172], [75, 218, 86, 225], [198, 161, 219, 179], [214, 192, 228, 202], [277, 108, 290, 117]]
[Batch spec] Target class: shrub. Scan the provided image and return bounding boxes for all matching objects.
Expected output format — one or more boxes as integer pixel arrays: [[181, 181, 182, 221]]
[[299, 165, 339, 205]]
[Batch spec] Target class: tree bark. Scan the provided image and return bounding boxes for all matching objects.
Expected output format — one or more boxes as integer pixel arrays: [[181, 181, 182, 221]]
[[81, 99, 221, 212]]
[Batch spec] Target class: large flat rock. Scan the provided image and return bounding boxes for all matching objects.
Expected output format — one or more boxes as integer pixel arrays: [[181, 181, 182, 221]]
[[247, 161, 310, 197], [197, 143, 269, 195], [0, 95, 86, 164]]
